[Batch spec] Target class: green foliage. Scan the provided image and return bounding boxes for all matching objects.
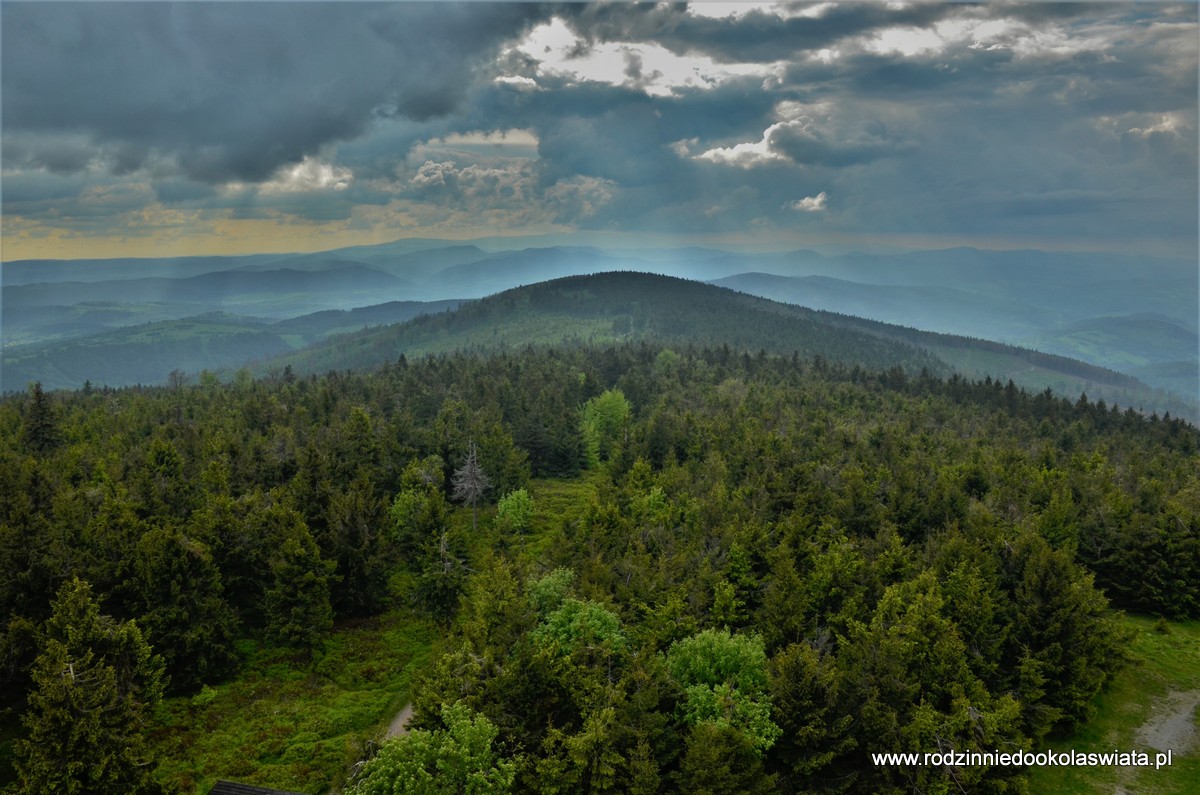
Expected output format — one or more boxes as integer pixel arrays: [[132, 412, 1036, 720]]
[[678, 722, 777, 795], [494, 488, 534, 539], [134, 526, 239, 693], [189, 685, 217, 708], [14, 578, 165, 795], [1001, 530, 1129, 739], [836, 571, 1026, 792], [19, 383, 59, 455], [324, 473, 395, 617], [348, 702, 516, 795], [530, 599, 628, 662], [3, 339, 1199, 794], [767, 642, 853, 785], [527, 568, 576, 618], [667, 629, 780, 754], [150, 612, 435, 794], [580, 388, 631, 468], [264, 518, 334, 654], [389, 471, 451, 562]]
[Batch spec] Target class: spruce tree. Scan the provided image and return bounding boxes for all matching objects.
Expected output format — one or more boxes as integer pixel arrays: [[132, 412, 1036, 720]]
[[134, 526, 239, 692], [20, 382, 59, 454], [14, 578, 165, 795], [265, 520, 334, 655]]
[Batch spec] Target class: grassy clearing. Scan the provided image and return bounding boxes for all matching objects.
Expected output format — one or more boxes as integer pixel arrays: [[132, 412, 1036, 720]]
[[1028, 615, 1200, 794], [149, 612, 435, 795], [518, 471, 606, 562], [144, 477, 601, 794]]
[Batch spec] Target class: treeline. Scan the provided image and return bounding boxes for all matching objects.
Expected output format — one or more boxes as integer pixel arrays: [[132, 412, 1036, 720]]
[[2, 326, 295, 392], [1, 343, 1197, 792]]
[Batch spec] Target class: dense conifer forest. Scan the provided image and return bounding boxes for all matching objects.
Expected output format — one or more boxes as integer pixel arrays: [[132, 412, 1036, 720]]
[[2, 338, 1197, 793]]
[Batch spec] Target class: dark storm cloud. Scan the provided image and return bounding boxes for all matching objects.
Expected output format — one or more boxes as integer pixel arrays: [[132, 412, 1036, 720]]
[[1, 1, 1196, 257], [153, 180, 218, 206], [1, 2, 551, 184], [768, 118, 912, 167], [562, 1, 955, 62], [460, 74, 780, 185], [456, 1, 1194, 246], [1, 171, 91, 206]]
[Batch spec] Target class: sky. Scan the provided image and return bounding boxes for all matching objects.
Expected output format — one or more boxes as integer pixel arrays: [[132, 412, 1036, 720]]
[[2, 1, 1197, 261]]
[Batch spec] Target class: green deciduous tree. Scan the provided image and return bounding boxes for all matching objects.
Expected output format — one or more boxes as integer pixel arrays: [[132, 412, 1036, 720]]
[[347, 702, 516, 794], [495, 488, 534, 544], [580, 389, 631, 468], [666, 629, 780, 755]]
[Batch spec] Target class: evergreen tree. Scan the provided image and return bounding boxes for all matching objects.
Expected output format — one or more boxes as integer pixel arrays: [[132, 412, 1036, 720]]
[[265, 519, 335, 655], [20, 382, 60, 455], [14, 578, 165, 795], [678, 722, 777, 795], [134, 526, 239, 692]]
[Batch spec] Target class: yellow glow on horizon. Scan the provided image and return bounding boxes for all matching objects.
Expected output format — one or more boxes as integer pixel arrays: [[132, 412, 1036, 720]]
[[0, 204, 571, 261], [1, 213, 1193, 262]]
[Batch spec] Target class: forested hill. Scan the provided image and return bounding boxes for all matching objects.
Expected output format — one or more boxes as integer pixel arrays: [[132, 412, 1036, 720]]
[[259, 271, 945, 377], [257, 271, 1192, 421]]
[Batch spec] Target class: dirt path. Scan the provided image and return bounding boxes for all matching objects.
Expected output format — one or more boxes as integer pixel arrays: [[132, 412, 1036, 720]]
[[1135, 689, 1200, 755], [385, 702, 414, 739], [1114, 689, 1199, 795]]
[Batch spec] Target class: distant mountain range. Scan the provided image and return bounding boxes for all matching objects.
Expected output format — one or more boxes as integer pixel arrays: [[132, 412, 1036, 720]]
[[3, 237, 1195, 414], [1, 301, 460, 391], [5, 264, 405, 309]]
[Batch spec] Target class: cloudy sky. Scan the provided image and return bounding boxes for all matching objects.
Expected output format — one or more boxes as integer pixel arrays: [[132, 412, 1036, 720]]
[[2, 1, 1196, 260]]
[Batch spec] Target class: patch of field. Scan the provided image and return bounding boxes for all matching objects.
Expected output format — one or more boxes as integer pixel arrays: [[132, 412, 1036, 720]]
[[149, 612, 435, 795], [519, 471, 607, 561]]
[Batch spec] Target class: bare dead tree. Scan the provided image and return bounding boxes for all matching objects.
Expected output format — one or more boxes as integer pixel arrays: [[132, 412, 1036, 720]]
[[452, 441, 491, 532]]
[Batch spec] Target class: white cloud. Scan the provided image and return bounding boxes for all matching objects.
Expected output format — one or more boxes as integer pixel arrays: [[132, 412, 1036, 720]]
[[788, 192, 828, 212], [867, 26, 947, 57], [671, 137, 700, 157], [695, 122, 792, 168], [403, 158, 612, 224], [410, 160, 456, 189], [1128, 114, 1186, 138], [258, 156, 352, 194], [503, 18, 777, 97], [494, 75, 539, 90], [687, 2, 834, 21], [788, 3, 838, 21], [438, 129, 538, 148]]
